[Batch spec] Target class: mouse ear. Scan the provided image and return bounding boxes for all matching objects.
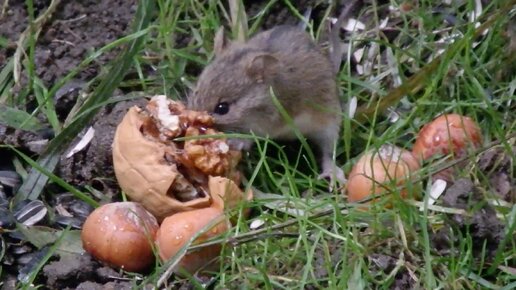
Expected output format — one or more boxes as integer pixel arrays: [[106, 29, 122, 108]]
[[214, 27, 230, 57], [246, 54, 279, 83]]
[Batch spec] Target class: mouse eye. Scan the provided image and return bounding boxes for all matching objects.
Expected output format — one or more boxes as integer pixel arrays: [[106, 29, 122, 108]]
[[213, 102, 230, 115]]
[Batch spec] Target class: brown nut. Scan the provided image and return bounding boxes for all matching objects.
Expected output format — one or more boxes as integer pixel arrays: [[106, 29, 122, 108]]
[[413, 114, 482, 181], [413, 114, 482, 161], [346, 145, 420, 203], [155, 207, 230, 274], [81, 202, 159, 272], [112, 106, 211, 221]]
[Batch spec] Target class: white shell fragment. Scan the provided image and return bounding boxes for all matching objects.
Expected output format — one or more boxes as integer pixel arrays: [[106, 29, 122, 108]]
[[387, 108, 400, 123], [347, 96, 357, 119], [342, 18, 366, 32], [250, 218, 265, 230], [66, 127, 95, 158], [469, 0, 483, 28], [379, 17, 389, 29], [425, 179, 447, 209], [353, 48, 364, 63]]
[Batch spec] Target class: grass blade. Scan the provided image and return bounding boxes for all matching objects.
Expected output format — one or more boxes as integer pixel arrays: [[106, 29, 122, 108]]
[[0, 105, 44, 131]]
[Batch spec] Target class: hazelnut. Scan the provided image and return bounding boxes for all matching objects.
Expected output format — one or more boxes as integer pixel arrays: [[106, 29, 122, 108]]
[[155, 207, 230, 274], [413, 114, 482, 160], [412, 114, 482, 180], [346, 145, 420, 203], [81, 202, 159, 272]]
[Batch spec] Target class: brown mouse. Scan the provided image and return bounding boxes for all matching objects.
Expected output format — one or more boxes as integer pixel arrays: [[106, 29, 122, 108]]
[[188, 25, 345, 185]]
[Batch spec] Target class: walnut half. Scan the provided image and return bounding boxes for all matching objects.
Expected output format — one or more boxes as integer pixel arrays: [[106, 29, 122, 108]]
[[112, 96, 243, 221]]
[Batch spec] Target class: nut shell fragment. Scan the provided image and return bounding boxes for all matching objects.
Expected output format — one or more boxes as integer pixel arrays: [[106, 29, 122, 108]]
[[208, 176, 253, 212]]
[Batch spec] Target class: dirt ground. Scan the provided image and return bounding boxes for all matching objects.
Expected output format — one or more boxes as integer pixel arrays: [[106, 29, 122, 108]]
[[0, 0, 136, 85], [0, 0, 513, 289]]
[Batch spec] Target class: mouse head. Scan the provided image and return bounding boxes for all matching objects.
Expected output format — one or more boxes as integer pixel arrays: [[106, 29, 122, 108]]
[[188, 28, 279, 133]]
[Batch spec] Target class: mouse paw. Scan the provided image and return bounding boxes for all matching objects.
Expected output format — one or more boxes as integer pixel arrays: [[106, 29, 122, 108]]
[[227, 138, 254, 151], [318, 166, 346, 192]]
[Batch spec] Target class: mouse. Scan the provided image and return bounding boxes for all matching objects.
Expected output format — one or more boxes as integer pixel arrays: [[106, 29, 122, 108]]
[[188, 25, 345, 186]]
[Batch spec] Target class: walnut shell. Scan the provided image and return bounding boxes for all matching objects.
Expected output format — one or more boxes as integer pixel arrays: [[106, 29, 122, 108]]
[[112, 106, 211, 221], [208, 176, 253, 212], [112, 96, 246, 221]]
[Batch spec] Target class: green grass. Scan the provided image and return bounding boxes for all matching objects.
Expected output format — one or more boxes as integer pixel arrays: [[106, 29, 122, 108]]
[[0, 0, 515, 289]]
